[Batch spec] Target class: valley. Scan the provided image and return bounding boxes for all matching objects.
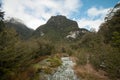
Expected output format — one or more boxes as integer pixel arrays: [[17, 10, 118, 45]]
[[0, 1, 120, 80]]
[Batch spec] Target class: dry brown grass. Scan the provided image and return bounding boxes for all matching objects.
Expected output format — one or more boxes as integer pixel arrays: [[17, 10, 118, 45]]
[[74, 64, 109, 80], [11, 66, 35, 80], [10, 56, 49, 80]]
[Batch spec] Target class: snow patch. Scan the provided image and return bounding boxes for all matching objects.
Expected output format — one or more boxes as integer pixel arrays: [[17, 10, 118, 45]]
[[66, 31, 79, 39]]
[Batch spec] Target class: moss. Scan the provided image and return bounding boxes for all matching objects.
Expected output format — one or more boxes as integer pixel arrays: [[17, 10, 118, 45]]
[[47, 57, 62, 68], [43, 67, 52, 74], [33, 56, 62, 75]]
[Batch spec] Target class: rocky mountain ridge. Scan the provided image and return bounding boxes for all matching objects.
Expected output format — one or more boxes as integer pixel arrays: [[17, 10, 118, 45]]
[[33, 15, 89, 40], [5, 18, 34, 39], [105, 2, 120, 20]]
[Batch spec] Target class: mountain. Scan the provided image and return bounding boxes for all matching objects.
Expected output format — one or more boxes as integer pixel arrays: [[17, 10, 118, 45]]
[[5, 18, 34, 39], [99, 3, 120, 46], [33, 15, 88, 41], [105, 2, 120, 21]]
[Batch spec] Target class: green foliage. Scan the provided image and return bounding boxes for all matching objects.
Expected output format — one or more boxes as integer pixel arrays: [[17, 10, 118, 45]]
[[0, 28, 55, 80], [0, 4, 119, 80], [112, 31, 120, 48], [104, 48, 120, 79], [0, 4, 4, 20], [75, 49, 88, 65], [5, 18, 34, 40], [33, 15, 79, 42], [33, 39, 54, 57], [33, 56, 62, 79], [0, 28, 19, 61], [0, 20, 5, 32], [93, 9, 120, 79], [0, 28, 20, 80], [99, 10, 120, 45], [75, 25, 120, 79], [47, 57, 62, 68], [79, 32, 104, 49], [0, 5, 5, 32]]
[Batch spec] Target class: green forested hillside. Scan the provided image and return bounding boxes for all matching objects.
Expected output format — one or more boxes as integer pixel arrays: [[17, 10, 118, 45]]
[[5, 18, 34, 40], [74, 7, 120, 79], [33, 15, 88, 42]]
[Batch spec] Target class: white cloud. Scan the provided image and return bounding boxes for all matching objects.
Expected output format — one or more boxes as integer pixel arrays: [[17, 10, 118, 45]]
[[77, 18, 103, 31], [77, 7, 110, 31], [2, 0, 81, 29], [87, 7, 109, 18], [2, 0, 111, 31]]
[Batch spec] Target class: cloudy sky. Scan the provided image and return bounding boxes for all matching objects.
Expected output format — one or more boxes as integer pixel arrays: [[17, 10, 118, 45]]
[[1, 0, 120, 31]]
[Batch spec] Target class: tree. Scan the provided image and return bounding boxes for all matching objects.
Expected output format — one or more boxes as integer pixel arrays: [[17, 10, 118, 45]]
[[0, 28, 19, 80], [0, 11, 4, 20], [98, 9, 120, 79], [112, 31, 120, 48], [0, 3, 5, 32]]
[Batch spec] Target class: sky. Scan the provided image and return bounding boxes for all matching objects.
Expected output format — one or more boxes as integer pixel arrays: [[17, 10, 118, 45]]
[[1, 0, 120, 31]]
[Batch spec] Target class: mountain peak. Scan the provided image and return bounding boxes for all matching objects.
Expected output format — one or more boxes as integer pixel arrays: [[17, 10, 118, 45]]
[[5, 18, 34, 39], [115, 1, 120, 8], [50, 15, 67, 19], [44, 15, 79, 30], [47, 15, 67, 24], [33, 15, 89, 41], [33, 15, 79, 39]]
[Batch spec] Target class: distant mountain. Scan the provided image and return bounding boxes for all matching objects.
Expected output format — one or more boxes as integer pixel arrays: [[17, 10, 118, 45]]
[[4, 16, 88, 41], [5, 18, 34, 39], [33, 15, 88, 41]]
